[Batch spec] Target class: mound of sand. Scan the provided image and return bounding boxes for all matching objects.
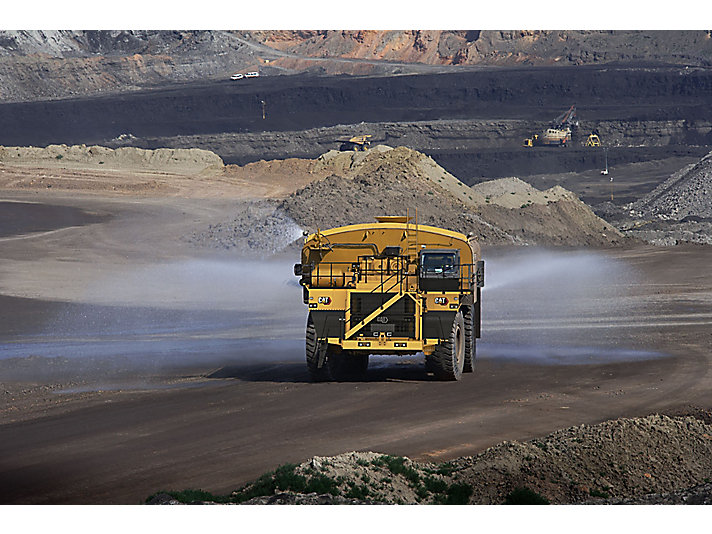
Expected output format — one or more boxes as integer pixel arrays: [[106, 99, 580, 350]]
[[276, 146, 623, 248], [0, 144, 224, 174], [316, 145, 486, 207], [472, 177, 576, 209]]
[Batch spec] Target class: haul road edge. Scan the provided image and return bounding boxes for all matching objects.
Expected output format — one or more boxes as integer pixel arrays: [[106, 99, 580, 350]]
[[294, 216, 484, 381]]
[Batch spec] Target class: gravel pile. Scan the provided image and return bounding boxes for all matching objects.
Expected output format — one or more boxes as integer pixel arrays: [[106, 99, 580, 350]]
[[186, 200, 304, 255], [472, 177, 576, 209], [596, 150, 712, 246], [630, 150, 712, 221], [280, 146, 623, 248]]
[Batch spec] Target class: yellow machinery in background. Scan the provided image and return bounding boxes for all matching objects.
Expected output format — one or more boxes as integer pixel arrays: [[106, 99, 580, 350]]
[[294, 215, 484, 381], [586, 132, 602, 147], [524, 105, 578, 147], [339, 135, 372, 151]]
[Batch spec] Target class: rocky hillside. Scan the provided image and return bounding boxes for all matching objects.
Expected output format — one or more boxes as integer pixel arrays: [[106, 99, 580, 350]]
[[0, 31, 259, 102], [148, 411, 712, 505], [1, 30, 711, 103], [251, 30, 712, 68]]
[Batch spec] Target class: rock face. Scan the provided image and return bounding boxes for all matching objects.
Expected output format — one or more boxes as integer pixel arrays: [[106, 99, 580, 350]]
[[251, 30, 712, 68]]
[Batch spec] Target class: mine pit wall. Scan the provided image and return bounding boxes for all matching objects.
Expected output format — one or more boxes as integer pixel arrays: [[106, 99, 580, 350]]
[[132, 119, 712, 183]]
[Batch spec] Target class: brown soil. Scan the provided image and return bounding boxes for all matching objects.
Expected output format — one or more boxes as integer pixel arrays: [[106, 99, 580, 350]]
[[279, 145, 624, 247]]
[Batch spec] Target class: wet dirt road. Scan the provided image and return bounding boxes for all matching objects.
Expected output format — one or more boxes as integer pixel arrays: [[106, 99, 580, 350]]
[[1, 193, 711, 504]]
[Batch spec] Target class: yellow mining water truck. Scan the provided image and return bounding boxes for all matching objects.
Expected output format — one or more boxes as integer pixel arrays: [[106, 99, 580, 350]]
[[294, 216, 484, 381]]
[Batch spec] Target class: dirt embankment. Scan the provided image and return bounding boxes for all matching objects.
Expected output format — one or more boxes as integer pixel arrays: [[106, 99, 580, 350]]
[[150, 411, 712, 505], [0, 144, 321, 199]]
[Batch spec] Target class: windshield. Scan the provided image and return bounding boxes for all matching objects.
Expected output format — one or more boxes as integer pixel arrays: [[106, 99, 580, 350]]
[[421, 252, 458, 276]]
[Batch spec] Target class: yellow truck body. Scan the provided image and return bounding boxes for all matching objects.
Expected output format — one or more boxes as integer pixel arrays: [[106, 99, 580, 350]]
[[294, 216, 484, 381]]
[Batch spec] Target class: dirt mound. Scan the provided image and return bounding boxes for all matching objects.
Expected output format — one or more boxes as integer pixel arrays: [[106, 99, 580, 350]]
[[0, 144, 223, 174], [473, 178, 576, 209], [158, 412, 712, 505], [277, 146, 623, 248]]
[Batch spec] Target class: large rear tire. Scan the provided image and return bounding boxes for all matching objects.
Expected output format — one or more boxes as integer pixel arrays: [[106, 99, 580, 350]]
[[463, 305, 476, 373], [431, 311, 465, 381], [306, 314, 330, 382]]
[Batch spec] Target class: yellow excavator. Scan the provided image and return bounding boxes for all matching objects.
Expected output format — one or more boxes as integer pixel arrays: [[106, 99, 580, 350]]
[[339, 135, 372, 151]]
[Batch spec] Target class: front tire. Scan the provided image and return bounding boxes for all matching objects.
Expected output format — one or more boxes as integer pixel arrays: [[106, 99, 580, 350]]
[[463, 305, 476, 373], [431, 311, 466, 381]]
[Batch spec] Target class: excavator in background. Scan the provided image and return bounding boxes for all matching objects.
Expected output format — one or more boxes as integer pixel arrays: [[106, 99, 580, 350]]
[[523, 105, 579, 147], [339, 135, 372, 151]]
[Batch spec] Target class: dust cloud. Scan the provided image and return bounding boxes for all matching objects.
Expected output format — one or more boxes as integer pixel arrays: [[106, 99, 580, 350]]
[[479, 248, 666, 364], [0, 257, 308, 383], [1, 248, 669, 385]]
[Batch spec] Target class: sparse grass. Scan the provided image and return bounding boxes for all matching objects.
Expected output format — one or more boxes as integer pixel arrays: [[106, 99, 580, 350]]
[[274, 463, 307, 492], [345, 483, 371, 500], [380, 455, 421, 486], [435, 462, 456, 477], [432, 483, 474, 505], [589, 487, 610, 499], [423, 476, 448, 494], [305, 473, 340, 495], [232, 471, 278, 503], [415, 484, 429, 501], [504, 487, 550, 505]]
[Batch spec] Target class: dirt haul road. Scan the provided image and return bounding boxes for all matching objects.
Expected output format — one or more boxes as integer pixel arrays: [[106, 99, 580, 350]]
[[1, 191, 711, 504]]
